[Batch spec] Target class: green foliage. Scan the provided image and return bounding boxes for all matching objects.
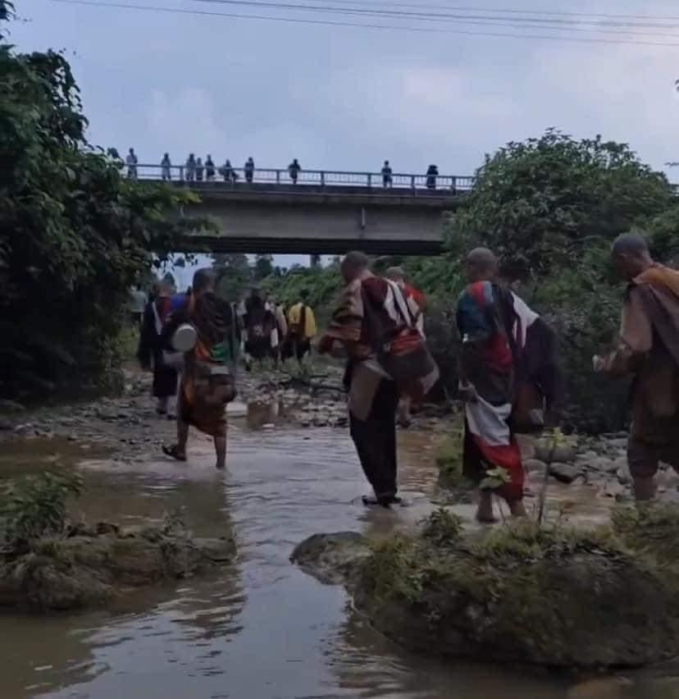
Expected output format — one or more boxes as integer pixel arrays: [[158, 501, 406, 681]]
[[448, 129, 673, 280], [435, 430, 464, 483], [0, 471, 83, 544], [254, 253, 274, 280], [213, 253, 252, 300], [445, 129, 678, 432], [261, 264, 343, 325], [612, 503, 679, 563], [0, 11, 201, 399], [421, 508, 464, 546]]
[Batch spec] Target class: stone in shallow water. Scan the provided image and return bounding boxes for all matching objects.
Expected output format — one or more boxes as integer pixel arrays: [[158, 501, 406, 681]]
[[549, 462, 582, 484]]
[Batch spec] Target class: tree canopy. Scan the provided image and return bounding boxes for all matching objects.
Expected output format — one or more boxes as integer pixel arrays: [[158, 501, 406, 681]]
[[448, 129, 674, 281], [0, 2, 200, 398]]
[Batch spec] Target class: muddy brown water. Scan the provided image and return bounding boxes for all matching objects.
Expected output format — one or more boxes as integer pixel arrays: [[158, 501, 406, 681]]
[[1, 418, 679, 699]]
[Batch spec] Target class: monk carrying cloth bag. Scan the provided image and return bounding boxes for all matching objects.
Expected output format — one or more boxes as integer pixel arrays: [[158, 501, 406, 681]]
[[369, 281, 438, 387]]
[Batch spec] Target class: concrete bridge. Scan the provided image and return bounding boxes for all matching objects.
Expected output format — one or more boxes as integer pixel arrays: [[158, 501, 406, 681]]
[[132, 164, 474, 254]]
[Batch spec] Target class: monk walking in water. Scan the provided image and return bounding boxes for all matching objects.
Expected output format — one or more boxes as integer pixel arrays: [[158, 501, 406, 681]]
[[319, 252, 438, 507], [162, 269, 239, 470], [595, 233, 679, 501], [456, 248, 558, 522]]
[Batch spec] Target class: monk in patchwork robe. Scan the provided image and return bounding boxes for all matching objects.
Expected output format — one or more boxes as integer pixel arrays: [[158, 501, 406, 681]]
[[596, 233, 679, 501], [318, 252, 439, 508]]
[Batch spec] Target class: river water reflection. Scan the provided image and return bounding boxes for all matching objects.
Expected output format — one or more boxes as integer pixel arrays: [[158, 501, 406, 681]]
[[1, 423, 678, 698]]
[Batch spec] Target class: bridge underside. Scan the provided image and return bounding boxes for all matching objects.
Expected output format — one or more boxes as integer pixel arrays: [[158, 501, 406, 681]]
[[179, 235, 444, 255], [175, 188, 455, 256]]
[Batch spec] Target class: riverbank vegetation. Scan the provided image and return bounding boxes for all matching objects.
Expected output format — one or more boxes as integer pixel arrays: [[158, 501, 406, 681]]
[[0, 470, 235, 610], [295, 505, 679, 668], [0, 2, 201, 402]]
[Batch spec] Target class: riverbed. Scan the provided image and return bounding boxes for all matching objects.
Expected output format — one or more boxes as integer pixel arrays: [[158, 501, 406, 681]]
[[1, 405, 679, 697]]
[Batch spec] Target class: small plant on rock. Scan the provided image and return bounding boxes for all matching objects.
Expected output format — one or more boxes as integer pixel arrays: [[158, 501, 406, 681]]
[[0, 471, 83, 547], [422, 508, 464, 547]]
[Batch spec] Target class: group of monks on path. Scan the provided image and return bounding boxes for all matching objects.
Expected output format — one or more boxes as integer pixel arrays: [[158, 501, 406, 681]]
[[146, 233, 679, 521]]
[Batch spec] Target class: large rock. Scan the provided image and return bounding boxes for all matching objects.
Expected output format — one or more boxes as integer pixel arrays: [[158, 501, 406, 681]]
[[0, 524, 235, 611], [549, 462, 582, 484], [291, 532, 370, 585], [294, 517, 679, 669]]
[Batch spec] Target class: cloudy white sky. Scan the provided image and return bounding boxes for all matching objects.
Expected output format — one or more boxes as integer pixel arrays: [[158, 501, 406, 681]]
[[10, 0, 679, 278]]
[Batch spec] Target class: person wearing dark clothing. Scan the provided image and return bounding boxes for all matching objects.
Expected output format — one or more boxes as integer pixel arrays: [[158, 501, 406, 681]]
[[288, 159, 301, 184], [138, 283, 179, 417], [195, 157, 204, 182], [126, 148, 138, 180], [221, 159, 237, 182], [161, 153, 172, 181], [205, 155, 216, 181], [242, 288, 277, 366], [426, 164, 439, 190], [245, 157, 255, 184], [381, 160, 393, 188], [318, 252, 439, 508], [161, 269, 240, 470], [185, 154, 196, 182]]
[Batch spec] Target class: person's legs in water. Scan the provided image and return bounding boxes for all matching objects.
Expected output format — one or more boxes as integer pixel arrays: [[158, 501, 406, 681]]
[[214, 433, 227, 470], [350, 380, 400, 507]]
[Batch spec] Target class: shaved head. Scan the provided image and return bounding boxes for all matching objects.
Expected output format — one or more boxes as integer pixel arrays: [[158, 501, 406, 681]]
[[192, 268, 215, 295], [465, 247, 498, 283], [341, 251, 370, 282], [385, 266, 405, 282], [612, 232, 649, 256], [612, 232, 654, 280]]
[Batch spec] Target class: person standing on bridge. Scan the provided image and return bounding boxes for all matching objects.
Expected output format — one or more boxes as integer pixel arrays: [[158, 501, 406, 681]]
[[161, 153, 172, 181], [205, 155, 216, 182], [318, 252, 439, 508], [195, 157, 204, 182], [245, 157, 255, 184], [185, 153, 196, 182], [382, 160, 393, 188], [426, 164, 438, 190], [288, 159, 301, 184], [221, 159, 237, 183], [126, 148, 138, 179], [161, 269, 240, 471]]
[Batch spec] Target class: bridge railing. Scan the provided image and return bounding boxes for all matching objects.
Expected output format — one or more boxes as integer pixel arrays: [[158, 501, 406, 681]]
[[126, 164, 474, 192]]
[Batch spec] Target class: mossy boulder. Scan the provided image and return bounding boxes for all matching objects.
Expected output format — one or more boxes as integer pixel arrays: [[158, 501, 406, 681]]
[[0, 523, 235, 611], [294, 509, 679, 669]]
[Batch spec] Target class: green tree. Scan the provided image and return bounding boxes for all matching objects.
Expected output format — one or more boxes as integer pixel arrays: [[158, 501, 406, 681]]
[[212, 253, 252, 300], [447, 130, 677, 431], [254, 254, 274, 280], [449, 129, 673, 281], [0, 2, 201, 399]]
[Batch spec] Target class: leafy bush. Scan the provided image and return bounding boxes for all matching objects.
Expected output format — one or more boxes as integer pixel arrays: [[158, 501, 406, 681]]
[[0, 3, 202, 400], [0, 471, 83, 545], [421, 508, 464, 546]]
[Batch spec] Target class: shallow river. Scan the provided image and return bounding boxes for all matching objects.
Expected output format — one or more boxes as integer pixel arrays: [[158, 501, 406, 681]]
[[1, 420, 679, 699]]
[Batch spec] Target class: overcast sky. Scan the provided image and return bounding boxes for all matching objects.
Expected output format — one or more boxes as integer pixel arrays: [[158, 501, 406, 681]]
[[12, 0, 679, 278]]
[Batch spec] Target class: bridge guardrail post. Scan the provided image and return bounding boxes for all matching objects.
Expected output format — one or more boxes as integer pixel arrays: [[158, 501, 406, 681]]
[[320, 171, 325, 187], [276, 170, 281, 185], [179, 165, 184, 181], [367, 173, 372, 188], [410, 175, 415, 190]]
